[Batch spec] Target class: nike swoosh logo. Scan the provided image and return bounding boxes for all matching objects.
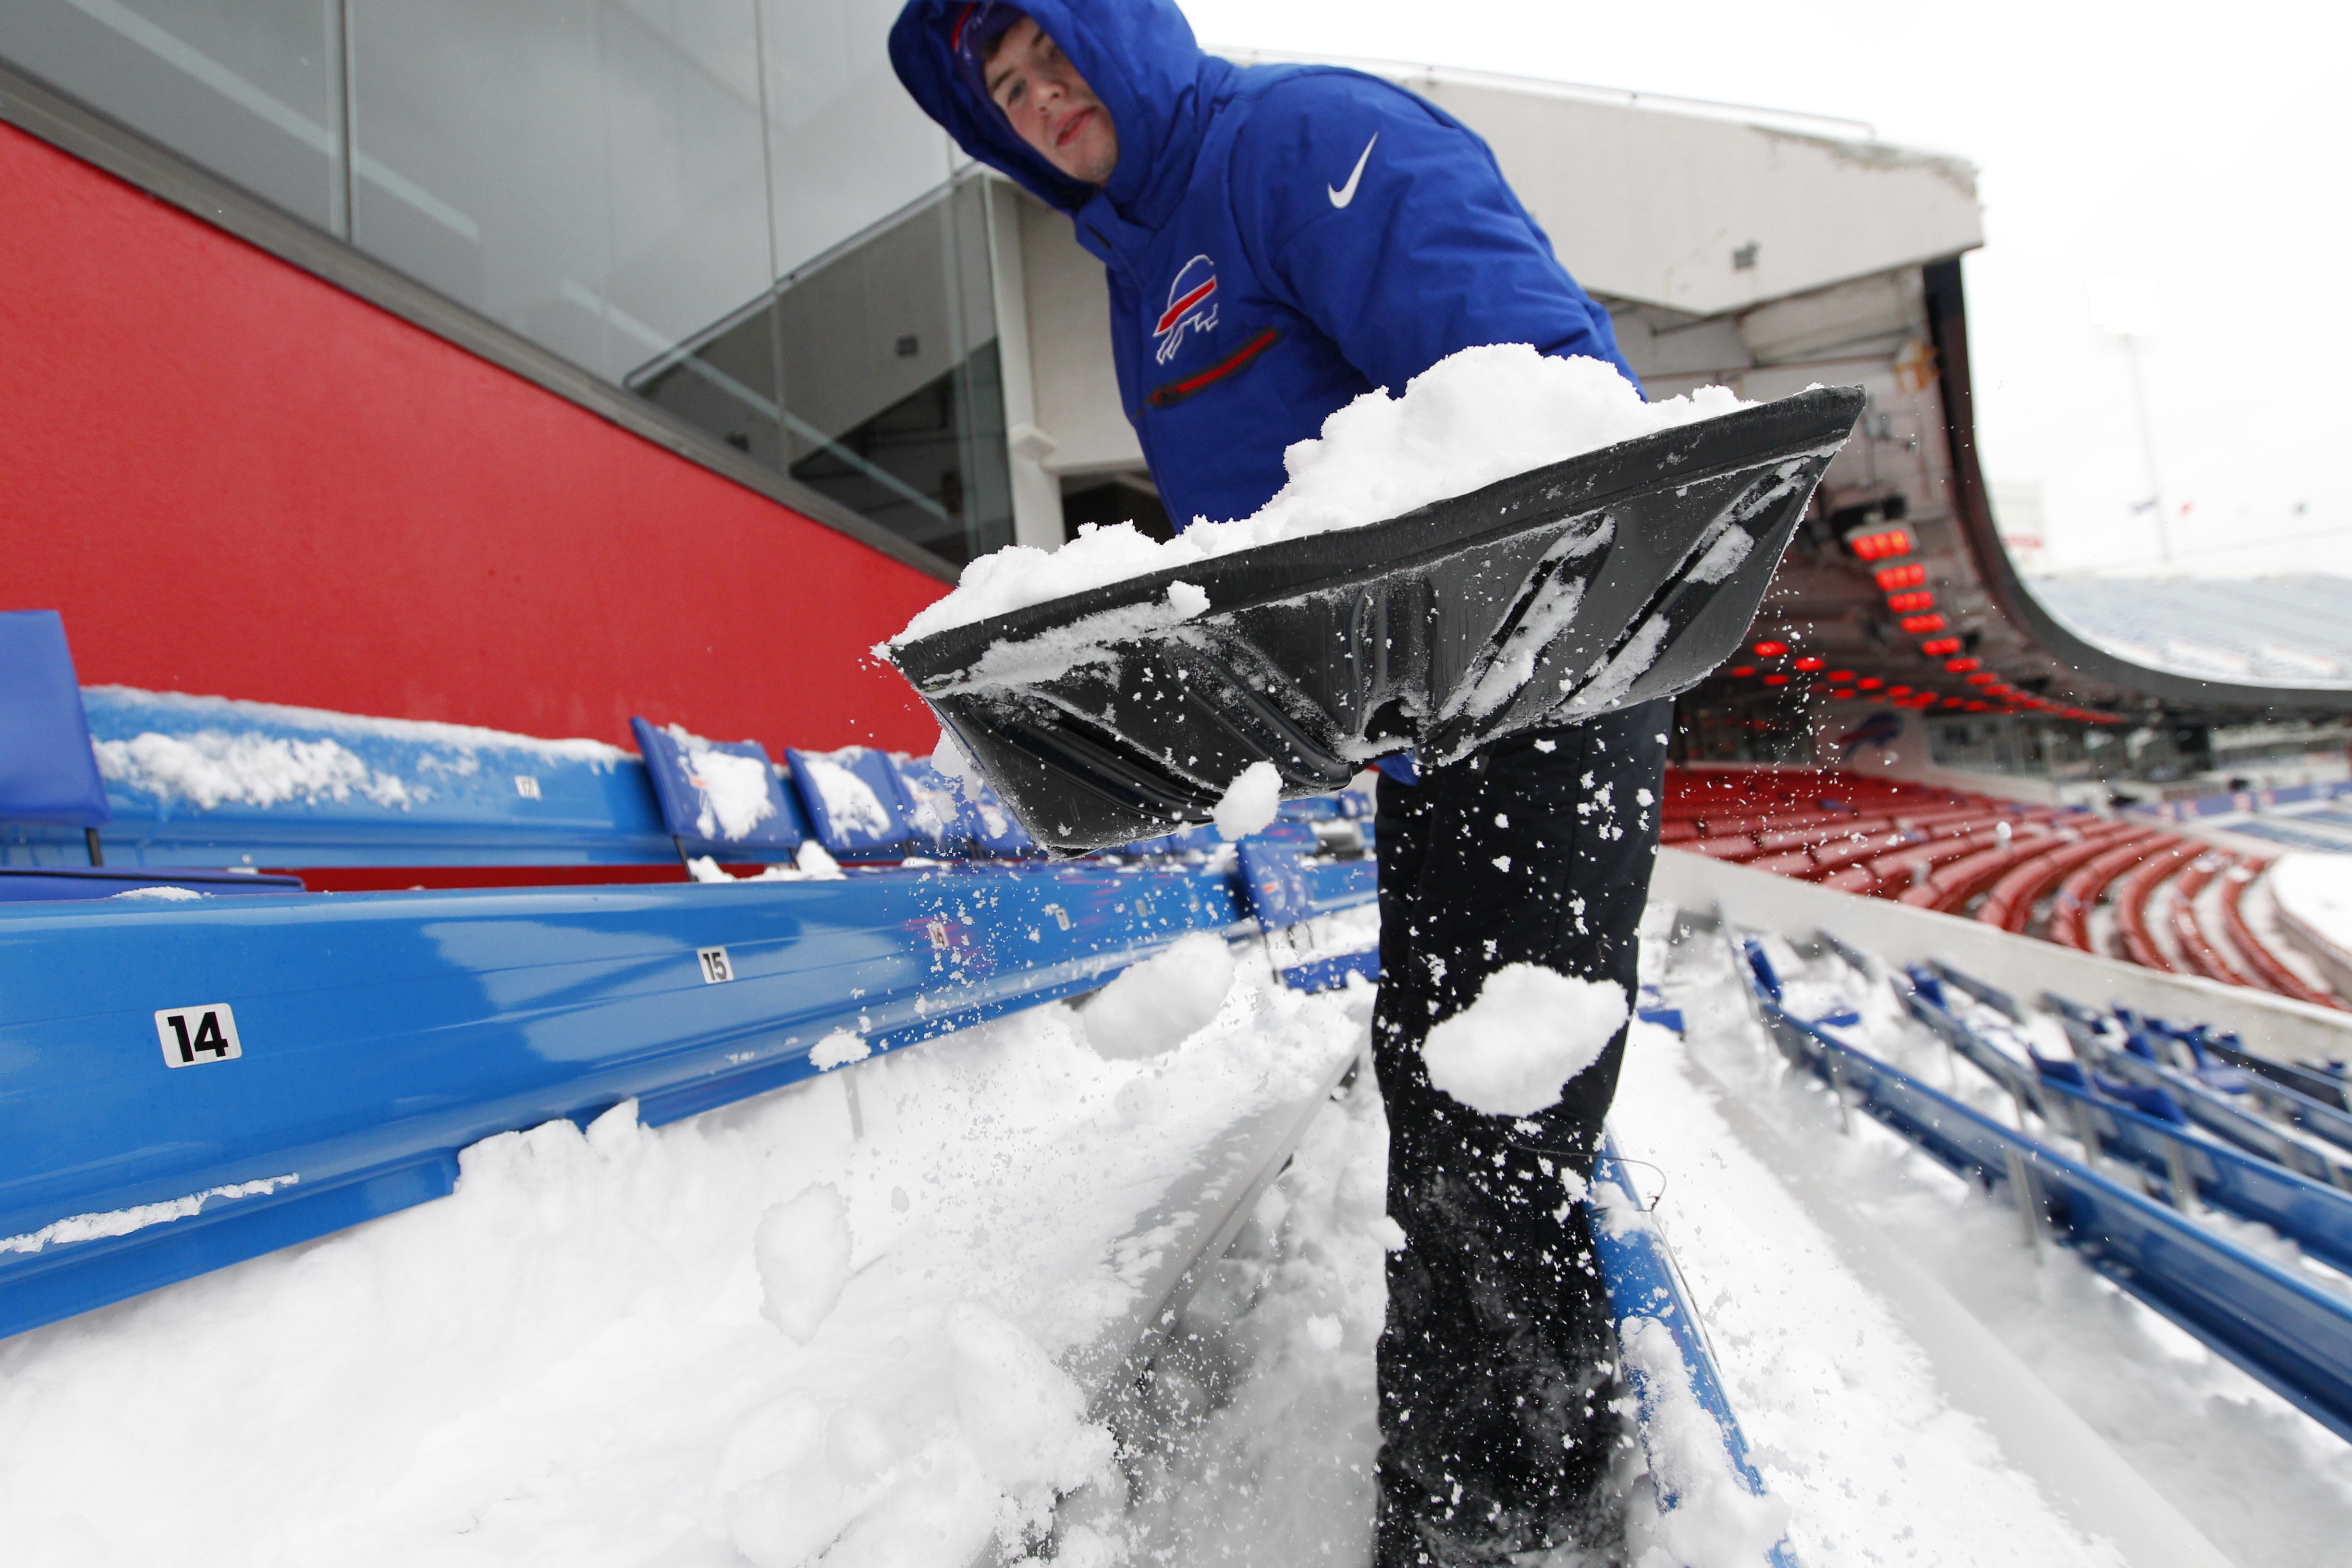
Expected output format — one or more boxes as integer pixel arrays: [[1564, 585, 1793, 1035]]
[[1328, 134, 1378, 208]]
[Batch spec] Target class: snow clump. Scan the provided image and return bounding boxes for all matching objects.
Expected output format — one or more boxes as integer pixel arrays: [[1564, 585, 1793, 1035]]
[[1083, 932, 1238, 1059], [808, 1028, 872, 1070], [1213, 759, 1284, 841], [664, 723, 778, 841], [895, 345, 1750, 640], [754, 1183, 853, 1344], [1421, 963, 1629, 1115]]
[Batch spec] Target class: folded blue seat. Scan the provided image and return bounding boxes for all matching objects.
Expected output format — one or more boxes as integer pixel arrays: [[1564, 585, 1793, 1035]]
[[784, 747, 915, 859], [2, 612, 313, 899], [896, 757, 1037, 858], [630, 719, 806, 867], [0, 610, 110, 861], [1236, 835, 1376, 992]]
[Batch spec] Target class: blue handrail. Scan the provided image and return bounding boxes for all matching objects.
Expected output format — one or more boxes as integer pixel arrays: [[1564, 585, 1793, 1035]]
[[1591, 1138, 1801, 1567], [1736, 939, 2352, 1441]]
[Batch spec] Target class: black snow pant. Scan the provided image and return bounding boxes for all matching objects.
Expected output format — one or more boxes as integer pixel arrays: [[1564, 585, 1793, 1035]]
[[1371, 698, 1669, 1567]]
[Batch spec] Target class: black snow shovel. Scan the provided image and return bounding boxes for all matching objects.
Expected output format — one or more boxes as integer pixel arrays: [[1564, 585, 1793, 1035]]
[[888, 384, 1864, 855]]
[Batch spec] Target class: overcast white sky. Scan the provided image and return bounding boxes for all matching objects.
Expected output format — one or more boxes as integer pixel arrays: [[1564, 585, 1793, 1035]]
[[1177, 0, 2349, 580]]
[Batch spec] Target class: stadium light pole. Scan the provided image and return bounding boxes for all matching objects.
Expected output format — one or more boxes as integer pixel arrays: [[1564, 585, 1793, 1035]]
[[2089, 276, 2170, 568]]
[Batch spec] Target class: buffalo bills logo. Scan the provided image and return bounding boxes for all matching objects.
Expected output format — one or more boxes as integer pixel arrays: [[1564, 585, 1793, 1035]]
[[1152, 255, 1218, 365], [1837, 710, 1905, 762]]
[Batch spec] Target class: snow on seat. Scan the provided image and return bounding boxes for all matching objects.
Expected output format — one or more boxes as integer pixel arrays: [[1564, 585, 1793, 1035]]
[[55, 687, 661, 888], [1729, 925, 2352, 1442], [2220, 859, 2348, 1012], [2047, 831, 2187, 952], [894, 756, 1036, 858], [1751, 813, 1887, 855], [784, 746, 915, 859], [1973, 821, 2145, 933], [1865, 823, 2015, 895], [2166, 851, 2258, 989], [1805, 826, 1923, 880], [1895, 822, 2057, 912], [630, 718, 806, 869], [2110, 839, 2206, 972]]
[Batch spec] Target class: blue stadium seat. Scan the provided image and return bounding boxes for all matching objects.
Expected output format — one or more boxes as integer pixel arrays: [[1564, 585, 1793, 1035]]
[[630, 719, 806, 866], [1237, 839, 1318, 930], [894, 756, 1036, 858], [0, 611, 110, 860], [1236, 835, 1377, 992], [784, 747, 914, 859]]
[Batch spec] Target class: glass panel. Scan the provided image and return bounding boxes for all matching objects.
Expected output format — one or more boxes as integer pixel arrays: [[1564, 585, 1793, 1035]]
[[7, 0, 1015, 565], [597, 1, 774, 388], [765, 179, 1008, 565], [757, 0, 956, 279], [787, 338, 1011, 566], [0, 0, 343, 229], [346, 0, 612, 375]]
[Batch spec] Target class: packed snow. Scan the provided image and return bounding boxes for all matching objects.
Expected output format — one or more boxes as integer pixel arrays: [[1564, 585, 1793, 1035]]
[[1082, 932, 1238, 1060], [893, 346, 1750, 641], [0, 938, 1365, 1568], [1213, 760, 1285, 842], [2, 1175, 297, 1256], [1421, 963, 1629, 1115], [1637, 913, 2352, 1566], [754, 1184, 854, 1344], [1609, 1308, 1790, 1567], [106, 884, 207, 900], [92, 728, 417, 809], [17, 885, 2352, 1565], [2271, 853, 2352, 974]]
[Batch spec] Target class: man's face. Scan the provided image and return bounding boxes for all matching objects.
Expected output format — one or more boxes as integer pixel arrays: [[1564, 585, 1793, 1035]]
[[984, 17, 1118, 186]]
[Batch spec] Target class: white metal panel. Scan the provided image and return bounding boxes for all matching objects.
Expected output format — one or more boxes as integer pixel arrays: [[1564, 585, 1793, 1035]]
[[1411, 79, 1982, 315], [1015, 185, 1147, 476]]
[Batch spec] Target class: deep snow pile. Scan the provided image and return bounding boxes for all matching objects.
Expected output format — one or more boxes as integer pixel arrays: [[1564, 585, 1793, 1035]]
[[2270, 853, 2352, 974], [0, 945, 1363, 1568], [894, 346, 1749, 641]]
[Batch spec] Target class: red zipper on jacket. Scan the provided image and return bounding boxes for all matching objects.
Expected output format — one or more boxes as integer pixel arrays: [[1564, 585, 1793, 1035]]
[[1144, 327, 1281, 411]]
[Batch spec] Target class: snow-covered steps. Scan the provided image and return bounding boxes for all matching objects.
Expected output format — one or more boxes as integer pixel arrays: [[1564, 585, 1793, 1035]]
[[0, 854, 1374, 1342], [1731, 931, 2352, 1441]]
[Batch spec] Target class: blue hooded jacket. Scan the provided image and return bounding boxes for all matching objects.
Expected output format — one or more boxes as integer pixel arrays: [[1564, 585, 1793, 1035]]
[[889, 0, 1636, 533]]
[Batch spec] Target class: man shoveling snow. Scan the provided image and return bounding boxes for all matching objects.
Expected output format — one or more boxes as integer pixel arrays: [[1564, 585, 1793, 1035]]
[[891, 3, 1671, 1559]]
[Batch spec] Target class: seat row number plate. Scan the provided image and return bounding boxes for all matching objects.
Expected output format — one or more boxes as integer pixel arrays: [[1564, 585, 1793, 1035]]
[[698, 946, 735, 984], [156, 1004, 243, 1069]]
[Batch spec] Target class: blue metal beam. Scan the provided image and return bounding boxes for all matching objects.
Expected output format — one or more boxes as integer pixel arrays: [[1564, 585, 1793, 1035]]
[[0, 856, 1374, 1341]]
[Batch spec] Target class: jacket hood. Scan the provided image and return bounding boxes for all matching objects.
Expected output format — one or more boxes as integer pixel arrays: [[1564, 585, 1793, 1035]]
[[889, 0, 1225, 223]]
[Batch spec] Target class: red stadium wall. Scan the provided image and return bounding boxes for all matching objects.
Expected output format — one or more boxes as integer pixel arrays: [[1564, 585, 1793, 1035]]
[[0, 121, 945, 755]]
